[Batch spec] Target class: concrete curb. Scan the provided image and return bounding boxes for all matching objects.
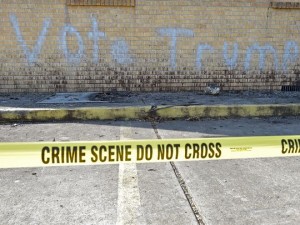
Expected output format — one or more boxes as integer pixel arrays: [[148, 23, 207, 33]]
[[0, 104, 299, 122]]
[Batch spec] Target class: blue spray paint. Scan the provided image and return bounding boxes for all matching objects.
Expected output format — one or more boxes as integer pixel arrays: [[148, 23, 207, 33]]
[[88, 16, 106, 64], [59, 24, 85, 64], [196, 44, 214, 70], [283, 41, 299, 72], [244, 43, 279, 71], [111, 38, 133, 64], [223, 42, 238, 70], [157, 28, 194, 69], [9, 13, 51, 65]]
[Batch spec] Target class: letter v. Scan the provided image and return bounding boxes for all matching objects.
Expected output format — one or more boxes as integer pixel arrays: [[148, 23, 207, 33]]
[[10, 13, 51, 65]]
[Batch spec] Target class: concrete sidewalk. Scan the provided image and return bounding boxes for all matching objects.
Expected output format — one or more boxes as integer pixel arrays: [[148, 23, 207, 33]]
[[1, 118, 300, 225], [0, 91, 299, 122]]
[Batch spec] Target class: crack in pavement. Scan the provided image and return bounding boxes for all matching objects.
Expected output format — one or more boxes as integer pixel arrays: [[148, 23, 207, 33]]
[[150, 120, 206, 225]]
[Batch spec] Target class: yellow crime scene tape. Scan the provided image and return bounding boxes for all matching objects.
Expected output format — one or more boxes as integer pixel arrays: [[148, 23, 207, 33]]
[[0, 135, 300, 168]]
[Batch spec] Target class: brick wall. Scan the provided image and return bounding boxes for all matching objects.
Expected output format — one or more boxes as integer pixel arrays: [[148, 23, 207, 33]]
[[0, 0, 300, 92]]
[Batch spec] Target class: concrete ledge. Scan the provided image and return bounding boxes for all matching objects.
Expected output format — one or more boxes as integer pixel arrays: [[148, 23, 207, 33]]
[[153, 104, 300, 119], [270, 1, 300, 9], [0, 104, 299, 122], [0, 107, 149, 122]]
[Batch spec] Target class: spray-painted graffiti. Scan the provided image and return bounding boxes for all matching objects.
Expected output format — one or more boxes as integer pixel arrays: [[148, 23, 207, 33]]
[[10, 14, 51, 65], [244, 43, 279, 71], [9, 13, 131, 66], [223, 42, 238, 70], [158, 30, 298, 72], [8, 14, 300, 72], [88, 16, 106, 64], [283, 41, 299, 72], [157, 28, 194, 69], [59, 23, 85, 64], [111, 38, 133, 64], [196, 44, 214, 70]]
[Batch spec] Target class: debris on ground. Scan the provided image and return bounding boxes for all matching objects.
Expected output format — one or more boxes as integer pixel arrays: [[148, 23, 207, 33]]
[[204, 84, 221, 96]]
